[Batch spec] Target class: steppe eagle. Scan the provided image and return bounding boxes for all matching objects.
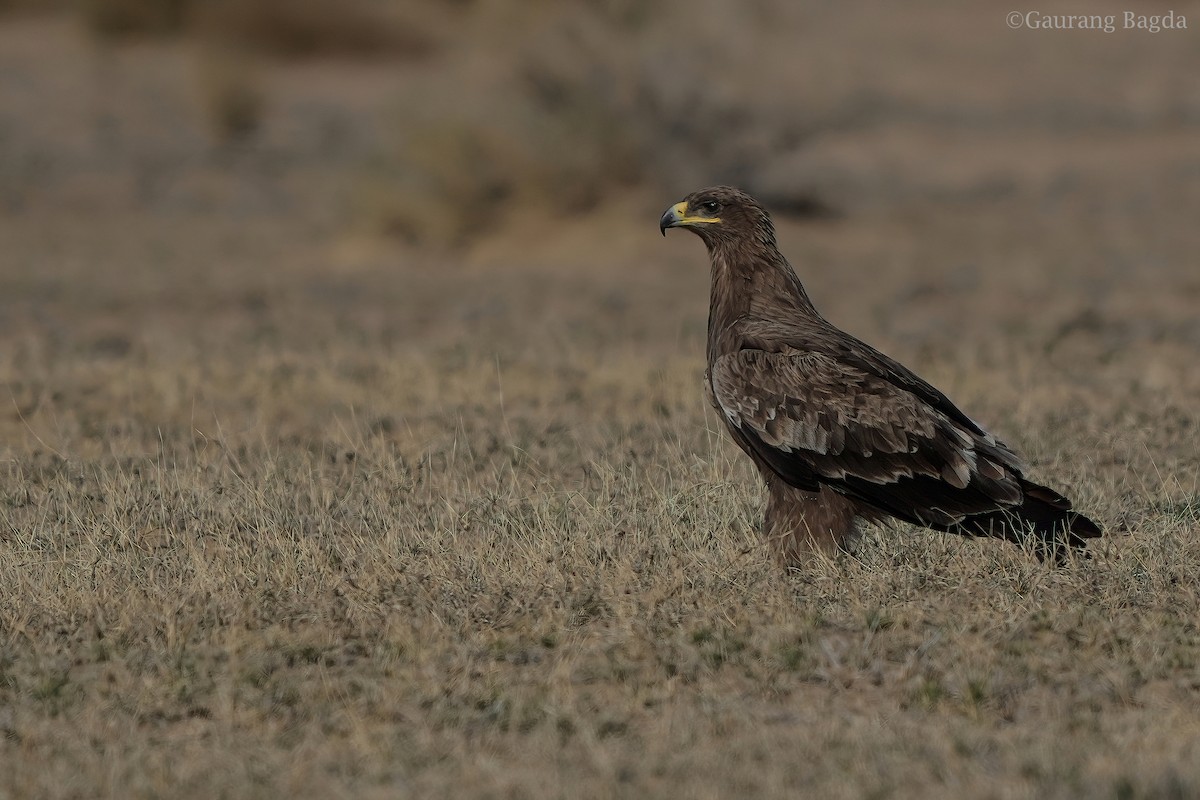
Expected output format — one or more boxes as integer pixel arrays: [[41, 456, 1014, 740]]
[[661, 186, 1101, 566]]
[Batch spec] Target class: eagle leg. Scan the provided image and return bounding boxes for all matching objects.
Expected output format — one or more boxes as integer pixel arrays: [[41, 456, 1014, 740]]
[[763, 476, 861, 569]]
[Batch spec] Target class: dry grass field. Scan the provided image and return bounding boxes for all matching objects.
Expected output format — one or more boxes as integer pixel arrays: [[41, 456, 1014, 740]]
[[2, 4, 1200, 798]]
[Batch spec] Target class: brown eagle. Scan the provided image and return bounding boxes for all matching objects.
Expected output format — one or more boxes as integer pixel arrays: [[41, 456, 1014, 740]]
[[661, 186, 1101, 566]]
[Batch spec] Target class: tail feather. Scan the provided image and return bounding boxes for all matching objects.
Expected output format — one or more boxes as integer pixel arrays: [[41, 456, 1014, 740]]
[[958, 479, 1102, 563]]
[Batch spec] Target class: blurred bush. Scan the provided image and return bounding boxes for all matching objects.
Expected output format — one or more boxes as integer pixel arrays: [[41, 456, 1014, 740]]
[[0, 0, 69, 11], [375, 7, 647, 245], [79, 0, 188, 36], [76, 0, 437, 58], [191, 0, 434, 59], [375, 0, 834, 245], [194, 47, 265, 144], [1, 0, 76, 12], [30, 0, 838, 246]]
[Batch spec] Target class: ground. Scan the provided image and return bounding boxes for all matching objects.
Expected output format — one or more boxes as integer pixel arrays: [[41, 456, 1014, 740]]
[[1, 6, 1199, 799]]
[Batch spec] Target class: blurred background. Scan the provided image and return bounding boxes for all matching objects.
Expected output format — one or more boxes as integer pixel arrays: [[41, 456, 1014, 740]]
[[4, 0, 1197, 237], [2, 0, 1199, 413]]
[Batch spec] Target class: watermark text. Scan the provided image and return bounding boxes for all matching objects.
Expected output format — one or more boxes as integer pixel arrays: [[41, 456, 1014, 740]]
[[1007, 11, 1188, 32]]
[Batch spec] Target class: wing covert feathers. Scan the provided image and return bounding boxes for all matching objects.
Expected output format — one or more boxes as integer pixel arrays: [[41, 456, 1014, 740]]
[[711, 346, 1099, 557]]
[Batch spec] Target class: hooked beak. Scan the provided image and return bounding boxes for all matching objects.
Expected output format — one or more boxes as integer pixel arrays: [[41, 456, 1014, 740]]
[[659, 201, 686, 236], [659, 200, 720, 236]]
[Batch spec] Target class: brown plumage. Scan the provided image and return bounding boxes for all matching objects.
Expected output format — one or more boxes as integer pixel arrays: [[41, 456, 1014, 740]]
[[661, 186, 1101, 566]]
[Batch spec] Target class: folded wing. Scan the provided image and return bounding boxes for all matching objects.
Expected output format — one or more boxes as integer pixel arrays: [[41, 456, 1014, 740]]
[[710, 347, 1042, 530]]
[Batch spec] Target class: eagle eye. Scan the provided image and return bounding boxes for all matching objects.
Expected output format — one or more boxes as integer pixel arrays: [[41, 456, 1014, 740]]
[[699, 200, 720, 215]]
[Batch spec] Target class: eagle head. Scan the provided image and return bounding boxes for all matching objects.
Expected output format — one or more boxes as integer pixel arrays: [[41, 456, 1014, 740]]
[[659, 186, 775, 248]]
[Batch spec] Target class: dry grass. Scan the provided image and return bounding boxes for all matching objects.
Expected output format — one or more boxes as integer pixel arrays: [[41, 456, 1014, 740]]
[[3, 5, 1200, 799], [2, 200, 1198, 798]]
